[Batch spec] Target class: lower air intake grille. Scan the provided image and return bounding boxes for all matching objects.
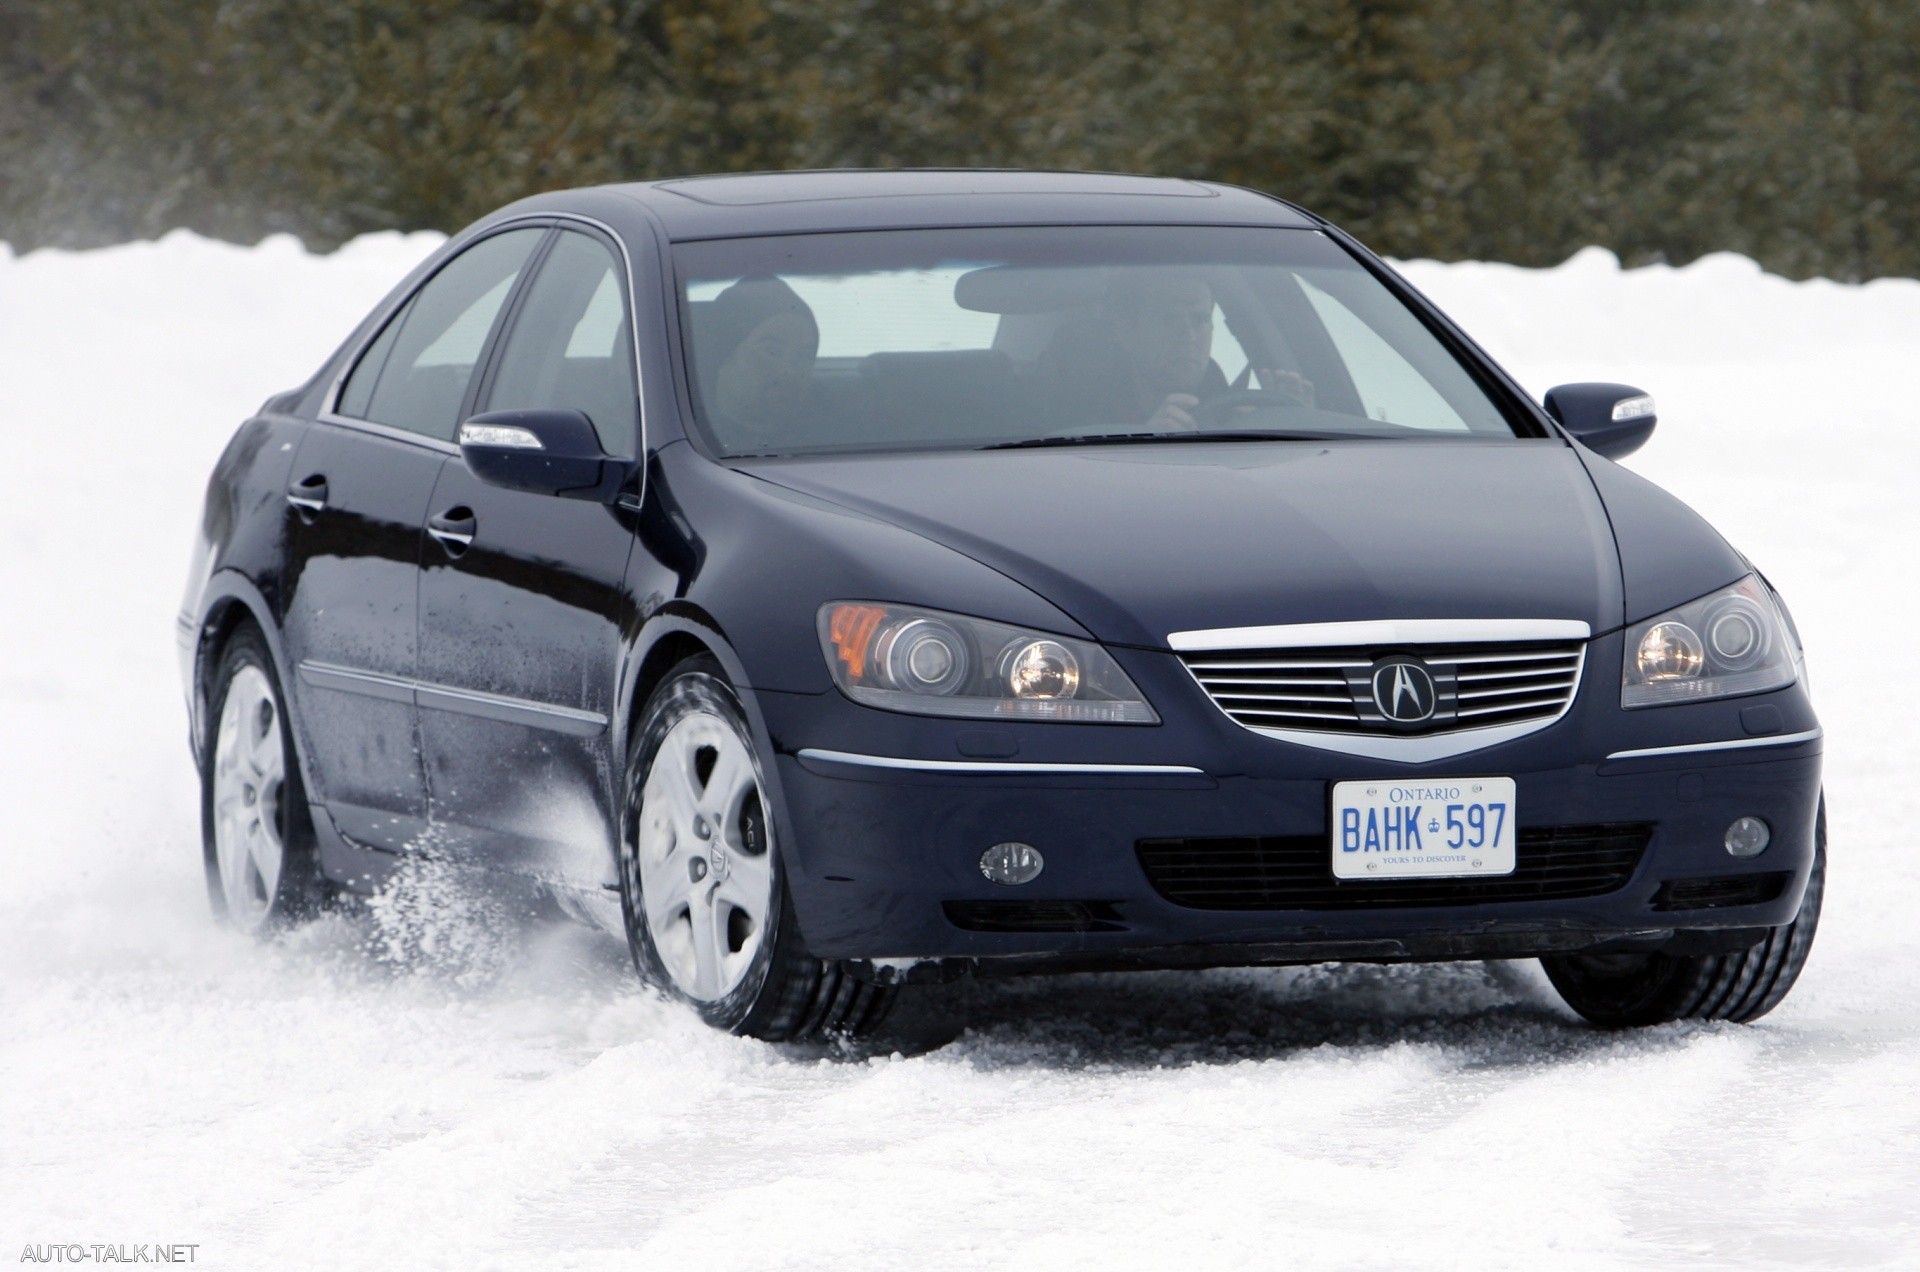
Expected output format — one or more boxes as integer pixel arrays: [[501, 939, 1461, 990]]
[[943, 900, 1125, 933], [1137, 823, 1653, 911], [1654, 873, 1790, 911]]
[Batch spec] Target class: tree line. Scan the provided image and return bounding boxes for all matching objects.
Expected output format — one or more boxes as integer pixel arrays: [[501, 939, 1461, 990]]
[[3, 0, 1916, 279]]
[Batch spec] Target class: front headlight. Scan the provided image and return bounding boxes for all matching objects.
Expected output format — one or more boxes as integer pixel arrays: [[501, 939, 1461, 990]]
[[1621, 574, 1798, 708], [819, 602, 1158, 723]]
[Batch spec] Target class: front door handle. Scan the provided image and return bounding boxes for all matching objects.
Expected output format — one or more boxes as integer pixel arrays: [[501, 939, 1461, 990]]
[[287, 474, 328, 518], [427, 507, 477, 556]]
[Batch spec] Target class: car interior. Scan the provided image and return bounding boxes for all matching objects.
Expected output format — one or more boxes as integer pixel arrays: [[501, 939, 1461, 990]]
[[682, 259, 1499, 454]]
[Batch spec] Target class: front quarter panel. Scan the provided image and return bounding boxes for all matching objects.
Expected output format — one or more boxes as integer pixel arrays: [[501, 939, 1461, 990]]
[[616, 442, 1105, 904], [1574, 447, 1750, 625], [634, 442, 1096, 697]]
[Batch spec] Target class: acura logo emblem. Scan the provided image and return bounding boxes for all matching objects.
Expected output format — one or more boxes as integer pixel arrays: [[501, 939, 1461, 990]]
[[1371, 658, 1437, 723]]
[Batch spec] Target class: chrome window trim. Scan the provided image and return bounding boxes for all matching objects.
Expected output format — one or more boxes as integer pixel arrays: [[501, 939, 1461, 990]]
[[1168, 618, 1592, 653], [310, 412, 463, 456], [297, 659, 609, 737], [1605, 729, 1822, 761], [317, 211, 649, 496], [795, 748, 1205, 775]]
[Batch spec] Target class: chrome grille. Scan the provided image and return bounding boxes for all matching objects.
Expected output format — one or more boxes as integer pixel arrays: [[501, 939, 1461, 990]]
[[1183, 640, 1585, 736]]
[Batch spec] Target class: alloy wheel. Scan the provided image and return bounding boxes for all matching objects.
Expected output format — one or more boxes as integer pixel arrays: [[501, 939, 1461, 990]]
[[635, 711, 775, 1002], [211, 664, 287, 929]]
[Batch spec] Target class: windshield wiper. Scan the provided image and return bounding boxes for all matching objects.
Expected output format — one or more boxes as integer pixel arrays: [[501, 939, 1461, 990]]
[[980, 429, 1356, 451]]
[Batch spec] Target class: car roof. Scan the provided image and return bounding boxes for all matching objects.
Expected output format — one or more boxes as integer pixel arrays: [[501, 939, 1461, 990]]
[[525, 170, 1320, 241]]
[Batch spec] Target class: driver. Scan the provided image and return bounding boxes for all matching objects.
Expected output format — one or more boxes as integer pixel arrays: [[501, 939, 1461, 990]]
[[698, 275, 821, 450], [1044, 269, 1314, 431]]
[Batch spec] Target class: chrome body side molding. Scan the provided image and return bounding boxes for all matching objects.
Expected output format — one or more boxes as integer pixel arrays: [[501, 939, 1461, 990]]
[[1605, 729, 1822, 761], [297, 659, 608, 737], [794, 748, 1205, 776]]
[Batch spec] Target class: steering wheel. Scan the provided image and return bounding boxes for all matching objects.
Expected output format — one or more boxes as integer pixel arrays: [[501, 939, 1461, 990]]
[[1191, 389, 1310, 429]]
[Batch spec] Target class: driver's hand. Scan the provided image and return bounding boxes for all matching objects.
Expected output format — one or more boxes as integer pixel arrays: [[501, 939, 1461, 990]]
[[1144, 393, 1200, 432], [1257, 369, 1316, 408]]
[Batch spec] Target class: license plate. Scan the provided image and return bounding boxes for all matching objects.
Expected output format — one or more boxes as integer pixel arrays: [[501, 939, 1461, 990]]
[[1331, 777, 1517, 880]]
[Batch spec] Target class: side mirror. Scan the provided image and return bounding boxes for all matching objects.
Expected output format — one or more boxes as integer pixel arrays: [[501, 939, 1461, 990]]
[[457, 409, 624, 501], [1543, 383, 1657, 460]]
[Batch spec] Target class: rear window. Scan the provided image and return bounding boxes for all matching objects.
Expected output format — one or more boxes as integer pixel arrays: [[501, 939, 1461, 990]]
[[673, 226, 1524, 457]]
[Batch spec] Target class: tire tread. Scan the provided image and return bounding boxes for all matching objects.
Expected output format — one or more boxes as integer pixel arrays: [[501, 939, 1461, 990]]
[[1543, 806, 1825, 1028], [620, 656, 895, 1043]]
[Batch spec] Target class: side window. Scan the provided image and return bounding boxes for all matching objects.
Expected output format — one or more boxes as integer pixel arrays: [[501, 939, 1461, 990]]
[[485, 231, 639, 457], [337, 298, 407, 419], [337, 228, 545, 441]]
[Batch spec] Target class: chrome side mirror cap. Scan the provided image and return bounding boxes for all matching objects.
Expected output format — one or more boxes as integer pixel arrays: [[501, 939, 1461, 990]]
[[458, 408, 626, 501]]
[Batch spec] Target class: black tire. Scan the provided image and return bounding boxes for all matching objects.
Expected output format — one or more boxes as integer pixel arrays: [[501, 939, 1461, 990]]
[[617, 655, 893, 1041], [200, 623, 329, 931], [1543, 802, 1826, 1027]]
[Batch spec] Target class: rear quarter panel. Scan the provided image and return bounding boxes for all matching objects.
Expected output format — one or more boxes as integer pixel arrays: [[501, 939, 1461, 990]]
[[179, 412, 310, 758]]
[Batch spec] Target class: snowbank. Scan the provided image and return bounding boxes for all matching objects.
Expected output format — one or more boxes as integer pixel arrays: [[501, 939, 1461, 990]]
[[1, 232, 1915, 1269]]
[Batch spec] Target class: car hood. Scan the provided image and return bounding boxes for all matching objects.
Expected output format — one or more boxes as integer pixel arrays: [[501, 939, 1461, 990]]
[[747, 439, 1635, 649]]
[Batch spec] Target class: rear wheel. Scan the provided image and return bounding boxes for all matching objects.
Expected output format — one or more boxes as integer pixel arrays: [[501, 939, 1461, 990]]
[[1543, 803, 1826, 1026], [201, 625, 328, 931], [618, 656, 892, 1040]]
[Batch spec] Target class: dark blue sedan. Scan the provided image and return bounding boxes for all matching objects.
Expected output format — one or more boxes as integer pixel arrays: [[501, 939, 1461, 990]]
[[179, 170, 1824, 1039]]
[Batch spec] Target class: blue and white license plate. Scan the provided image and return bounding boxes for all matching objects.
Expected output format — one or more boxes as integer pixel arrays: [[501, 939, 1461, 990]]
[[1331, 777, 1517, 880]]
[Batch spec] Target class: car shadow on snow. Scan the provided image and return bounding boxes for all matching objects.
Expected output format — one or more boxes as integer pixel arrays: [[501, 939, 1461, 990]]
[[851, 960, 1724, 1071], [275, 867, 1722, 1073]]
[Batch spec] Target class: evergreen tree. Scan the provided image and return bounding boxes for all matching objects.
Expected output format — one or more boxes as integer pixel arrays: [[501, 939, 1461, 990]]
[[1, 0, 1916, 280]]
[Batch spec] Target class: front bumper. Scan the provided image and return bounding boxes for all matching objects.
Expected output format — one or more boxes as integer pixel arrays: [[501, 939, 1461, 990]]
[[753, 637, 1824, 981]]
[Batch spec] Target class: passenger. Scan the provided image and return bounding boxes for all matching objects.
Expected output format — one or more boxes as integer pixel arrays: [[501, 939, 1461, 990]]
[[699, 276, 820, 450], [1044, 269, 1314, 431]]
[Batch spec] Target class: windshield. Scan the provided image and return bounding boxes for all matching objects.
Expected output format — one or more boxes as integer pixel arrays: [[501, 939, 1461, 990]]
[[673, 226, 1527, 457]]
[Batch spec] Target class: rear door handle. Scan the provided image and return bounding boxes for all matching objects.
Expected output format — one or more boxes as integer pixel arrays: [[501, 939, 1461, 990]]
[[287, 474, 328, 517], [427, 506, 477, 555]]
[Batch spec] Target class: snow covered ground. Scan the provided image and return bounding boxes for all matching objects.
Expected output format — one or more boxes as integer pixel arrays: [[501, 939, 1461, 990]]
[[2, 230, 1916, 1269]]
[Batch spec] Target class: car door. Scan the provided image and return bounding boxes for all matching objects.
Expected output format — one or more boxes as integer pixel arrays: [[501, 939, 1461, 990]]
[[280, 225, 548, 852], [416, 226, 641, 876]]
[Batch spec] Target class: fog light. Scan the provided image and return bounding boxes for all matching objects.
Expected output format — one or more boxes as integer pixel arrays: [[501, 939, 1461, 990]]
[[980, 842, 1044, 885], [1724, 816, 1771, 858]]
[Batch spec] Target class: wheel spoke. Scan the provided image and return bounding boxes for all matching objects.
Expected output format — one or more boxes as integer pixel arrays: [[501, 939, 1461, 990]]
[[216, 713, 241, 775], [223, 816, 253, 900], [653, 745, 703, 831], [688, 893, 728, 1000], [701, 743, 754, 824], [644, 854, 698, 932], [247, 815, 282, 896], [218, 807, 249, 877], [239, 700, 266, 776], [253, 720, 284, 786]]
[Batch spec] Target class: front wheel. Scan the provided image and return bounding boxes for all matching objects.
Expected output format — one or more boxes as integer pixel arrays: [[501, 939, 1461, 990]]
[[618, 656, 892, 1041], [1543, 803, 1826, 1027]]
